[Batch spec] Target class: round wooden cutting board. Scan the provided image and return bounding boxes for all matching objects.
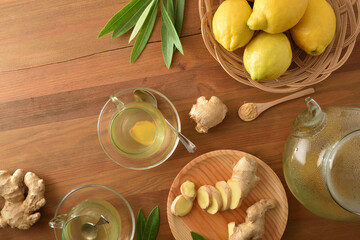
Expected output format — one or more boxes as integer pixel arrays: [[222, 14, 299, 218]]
[[167, 150, 288, 240]]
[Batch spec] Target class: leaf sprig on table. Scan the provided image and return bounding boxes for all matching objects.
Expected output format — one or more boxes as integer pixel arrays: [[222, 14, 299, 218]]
[[98, 0, 185, 68], [191, 231, 208, 240], [136, 206, 160, 240]]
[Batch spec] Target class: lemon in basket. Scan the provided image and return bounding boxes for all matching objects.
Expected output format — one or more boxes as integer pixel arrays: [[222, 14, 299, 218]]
[[212, 0, 254, 51], [290, 0, 336, 56], [247, 0, 308, 34], [243, 32, 292, 81]]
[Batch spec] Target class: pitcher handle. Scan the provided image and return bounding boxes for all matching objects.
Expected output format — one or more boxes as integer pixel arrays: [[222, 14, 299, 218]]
[[49, 214, 68, 229]]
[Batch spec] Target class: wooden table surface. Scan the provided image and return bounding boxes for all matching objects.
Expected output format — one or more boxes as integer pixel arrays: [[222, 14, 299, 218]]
[[1, 1, 360, 239]]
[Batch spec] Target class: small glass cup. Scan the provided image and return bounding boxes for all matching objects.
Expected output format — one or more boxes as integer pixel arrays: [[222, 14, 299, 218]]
[[49, 184, 135, 240], [97, 87, 180, 170]]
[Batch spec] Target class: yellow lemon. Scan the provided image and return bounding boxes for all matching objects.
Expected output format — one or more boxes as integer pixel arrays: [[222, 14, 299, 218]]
[[129, 120, 156, 146], [290, 0, 336, 56], [212, 0, 254, 51], [247, 0, 308, 34], [243, 32, 292, 81]]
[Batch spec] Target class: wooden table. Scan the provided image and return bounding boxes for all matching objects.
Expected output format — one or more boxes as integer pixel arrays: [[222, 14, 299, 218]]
[[1, 1, 360, 239]]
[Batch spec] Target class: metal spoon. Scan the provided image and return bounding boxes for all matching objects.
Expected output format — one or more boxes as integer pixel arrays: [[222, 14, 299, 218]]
[[81, 215, 109, 240], [134, 89, 197, 153], [238, 88, 315, 121]]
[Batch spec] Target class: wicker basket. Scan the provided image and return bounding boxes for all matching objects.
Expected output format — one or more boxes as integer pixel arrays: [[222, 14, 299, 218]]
[[199, 0, 360, 93]]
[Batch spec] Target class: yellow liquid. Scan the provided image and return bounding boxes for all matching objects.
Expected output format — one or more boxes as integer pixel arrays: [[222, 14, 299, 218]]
[[327, 135, 360, 214], [62, 215, 108, 240], [62, 199, 121, 240], [110, 101, 166, 158]]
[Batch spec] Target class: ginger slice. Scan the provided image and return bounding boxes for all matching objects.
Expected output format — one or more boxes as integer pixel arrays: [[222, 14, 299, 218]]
[[227, 156, 260, 210], [197, 185, 212, 210], [180, 180, 197, 202], [206, 186, 223, 214], [228, 199, 277, 240], [171, 195, 193, 217], [228, 222, 236, 237], [215, 181, 231, 211]]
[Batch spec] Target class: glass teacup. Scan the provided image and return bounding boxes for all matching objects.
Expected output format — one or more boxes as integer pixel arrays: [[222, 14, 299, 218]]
[[49, 184, 135, 240], [97, 87, 180, 170]]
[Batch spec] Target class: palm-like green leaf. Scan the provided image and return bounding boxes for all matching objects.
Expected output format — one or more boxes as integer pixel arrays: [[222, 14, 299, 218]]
[[161, 0, 175, 68], [129, 0, 156, 43], [112, 1, 151, 38], [141, 206, 159, 240], [160, 0, 183, 54], [130, 0, 159, 63], [98, 0, 148, 38]]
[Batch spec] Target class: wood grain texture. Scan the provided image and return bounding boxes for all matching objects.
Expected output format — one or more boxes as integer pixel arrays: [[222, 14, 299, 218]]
[[167, 150, 288, 240], [0, 0, 360, 239]]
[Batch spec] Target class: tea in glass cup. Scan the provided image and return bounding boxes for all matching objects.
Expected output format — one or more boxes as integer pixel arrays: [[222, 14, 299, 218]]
[[98, 87, 180, 170], [49, 184, 135, 240]]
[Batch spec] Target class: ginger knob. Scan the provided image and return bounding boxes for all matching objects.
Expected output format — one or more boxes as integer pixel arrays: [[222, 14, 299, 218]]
[[189, 96, 228, 133], [0, 169, 46, 230]]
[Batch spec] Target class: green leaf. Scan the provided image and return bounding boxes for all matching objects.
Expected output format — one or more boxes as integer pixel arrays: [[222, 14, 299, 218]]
[[141, 206, 160, 240], [136, 208, 146, 240], [98, 0, 148, 38], [191, 232, 208, 240], [130, 0, 159, 63], [129, 0, 156, 43], [161, 0, 175, 68], [160, 1, 183, 54], [174, 0, 185, 36], [112, 1, 151, 38]]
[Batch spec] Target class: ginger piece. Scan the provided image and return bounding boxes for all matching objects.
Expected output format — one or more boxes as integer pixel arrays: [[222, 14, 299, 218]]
[[189, 96, 228, 133], [197, 185, 212, 210], [206, 186, 223, 214], [228, 199, 277, 240], [180, 180, 197, 202], [215, 181, 231, 211], [227, 157, 260, 210], [0, 169, 46, 229], [171, 195, 193, 217]]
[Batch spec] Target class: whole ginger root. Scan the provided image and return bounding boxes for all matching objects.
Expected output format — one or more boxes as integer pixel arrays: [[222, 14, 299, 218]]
[[228, 199, 277, 240], [0, 169, 46, 229], [189, 96, 228, 133]]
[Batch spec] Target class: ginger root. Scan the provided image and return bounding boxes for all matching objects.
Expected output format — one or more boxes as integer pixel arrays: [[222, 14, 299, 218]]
[[206, 186, 223, 214], [0, 169, 46, 229], [189, 96, 228, 133], [227, 157, 260, 210], [228, 199, 277, 240]]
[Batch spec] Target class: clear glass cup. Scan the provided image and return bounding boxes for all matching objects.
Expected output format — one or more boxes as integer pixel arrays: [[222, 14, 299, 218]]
[[49, 184, 135, 240], [97, 87, 180, 170]]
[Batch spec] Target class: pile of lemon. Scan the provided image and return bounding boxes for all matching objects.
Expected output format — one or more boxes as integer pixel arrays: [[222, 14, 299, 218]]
[[212, 0, 336, 81]]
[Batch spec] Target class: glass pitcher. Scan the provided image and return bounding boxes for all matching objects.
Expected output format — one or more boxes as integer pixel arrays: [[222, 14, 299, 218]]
[[283, 97, 360, 221]]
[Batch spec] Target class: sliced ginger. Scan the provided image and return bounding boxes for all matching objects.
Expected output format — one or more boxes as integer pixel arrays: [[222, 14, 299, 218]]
[[197, 185, 212, 210], [228, 157, 260, 210], [228, 199, 277, 240], [215, 181, 231, 211], [172, 156, 261, 218], [171, 195, 193, 217], [180, 180, 197, 201], [206, 186, 223, 214]]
